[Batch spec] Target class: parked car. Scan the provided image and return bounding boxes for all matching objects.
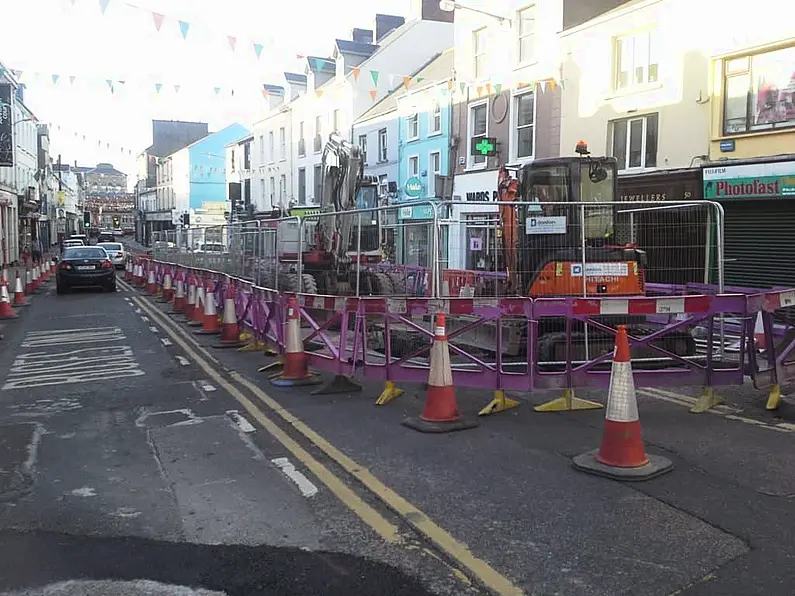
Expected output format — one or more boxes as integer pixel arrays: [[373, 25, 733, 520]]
[[113, 228, 124, 236], [97, 231, 115, 243], [97, 241, 126, 269], [56, 246, 117, 294]]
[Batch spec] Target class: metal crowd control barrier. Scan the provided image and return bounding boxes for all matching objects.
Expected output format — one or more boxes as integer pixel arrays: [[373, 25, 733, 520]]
[[140, 198, 795, 414]]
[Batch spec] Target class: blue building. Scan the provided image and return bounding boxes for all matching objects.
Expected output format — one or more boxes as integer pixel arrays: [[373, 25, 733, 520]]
[[395, 50, 454, 266], [187, 123, 250, 212]]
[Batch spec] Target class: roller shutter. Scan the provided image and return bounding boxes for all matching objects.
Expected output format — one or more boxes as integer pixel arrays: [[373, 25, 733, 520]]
[[722, 200, 795, 289]]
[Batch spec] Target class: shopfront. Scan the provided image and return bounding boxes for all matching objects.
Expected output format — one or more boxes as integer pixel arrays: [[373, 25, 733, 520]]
[[448, 170, 500, 270], [617, 168, 706, 285], [703, 157, 795, 289]]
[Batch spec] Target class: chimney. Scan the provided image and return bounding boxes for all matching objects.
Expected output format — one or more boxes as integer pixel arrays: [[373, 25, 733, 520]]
[[414, 0, 454, 22], [374, 14, 405, 42], [351, 28, 374, 43]]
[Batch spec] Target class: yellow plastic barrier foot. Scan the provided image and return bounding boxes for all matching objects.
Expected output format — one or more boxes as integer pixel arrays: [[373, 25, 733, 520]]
[[690, 387, 724, 413], [534, 388, 603, 412], [238, 340, 265, 353], [239, 331, 253, 342], [258, 357, 284, 374], [264, 346, 279, 357], [478, 390, 521, 416], [766, 384, 782, 411], [375, 381, 404, 406]]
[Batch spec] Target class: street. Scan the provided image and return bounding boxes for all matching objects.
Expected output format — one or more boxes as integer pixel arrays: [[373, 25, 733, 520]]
[[1, 251, 795, 596]]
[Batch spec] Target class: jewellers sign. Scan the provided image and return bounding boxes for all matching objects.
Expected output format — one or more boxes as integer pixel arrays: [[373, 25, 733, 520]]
[[0, 83, 13, 167]]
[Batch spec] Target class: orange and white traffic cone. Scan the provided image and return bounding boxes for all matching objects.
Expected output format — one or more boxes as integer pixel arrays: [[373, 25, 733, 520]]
[[402, 313, 477, 432], [193, 281, 221, 335], [572, 325, 673, 481], [0, 279, 19, 320], [25, 269, 33, 295], [13, 273, 29, 307], [171, 271, 186, 313], [49, 259, 56, 276], [181, 274, 196, 321], [31, 264, 40, 291], [124, 260, 132, 282], [754, 312, 766, 352], [187, 280, 205, 327], [146, 267, 157, 295], [214, 284, 246, 348], [38, 262, 48, 283], [159, 270, 173, 303], [270, 295, 321, 387]]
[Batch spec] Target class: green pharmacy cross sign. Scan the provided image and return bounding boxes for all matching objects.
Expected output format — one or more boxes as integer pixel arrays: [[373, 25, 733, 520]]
[[471, 136, 497, 157]]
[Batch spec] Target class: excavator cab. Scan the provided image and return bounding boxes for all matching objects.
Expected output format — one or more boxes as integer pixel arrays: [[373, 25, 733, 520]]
[[508, 143, 647, 297]]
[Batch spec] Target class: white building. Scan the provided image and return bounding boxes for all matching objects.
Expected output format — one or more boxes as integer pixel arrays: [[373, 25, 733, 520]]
[[251, 86, 292, 211], [225, 132, 254, 216], [352, 103, 398, 199]]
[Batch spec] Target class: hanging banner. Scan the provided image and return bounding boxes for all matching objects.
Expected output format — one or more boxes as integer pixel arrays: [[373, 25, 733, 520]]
[[0, 83, 14, 167]]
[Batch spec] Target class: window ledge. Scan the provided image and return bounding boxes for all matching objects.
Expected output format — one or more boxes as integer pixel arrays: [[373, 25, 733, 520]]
[[604, 82, 663, 101], [427, 131, 443, 138], [713, 126, 795, 141], [513, 59, 539, 72], [407, 136, 420, 143], [464, 165, 488, 173], [617, 166, 658, 175]]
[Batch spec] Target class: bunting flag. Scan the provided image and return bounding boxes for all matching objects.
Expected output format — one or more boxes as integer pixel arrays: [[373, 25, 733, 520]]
[[105, 79, 113, 91], [98, 0, 110, 14], [155, 83, 162, 93], [351, 67, 360, 82], [179, 20, 190, 39], [227, 36, 236, 51], [174, 84, 180, 93], [261, 85, 269, 96], [370, 71, 379, 85], [476, 85, 483, 97], [402, 76, 411, 89], [369, 89, 377, 102], [213, 87, 221, 95], [447, 80, 453, 91], [52, 74, 59, 85], [459, 82, 466, 94], [548, 79, 557, 91], [485, 83, 492, 95], [69, 75, 76, 85], [495, 83, 503, 95], [152, 12, 165, 32], [253, 43, 264, 59], [315, 89, 323, 98]]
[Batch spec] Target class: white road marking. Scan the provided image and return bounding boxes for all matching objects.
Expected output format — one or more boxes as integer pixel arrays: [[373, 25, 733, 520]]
[[141, 316, 149, 322], [227, 410, 256, 433], [3, 333, 144, 390], [200, 382, 216, 392], [160, 337, 173, 347], [149, 326, 159, 333], [271, 457, 318, 497], [124, 297, 131, 302], [175, 355, 191, 366], [70, 487, 97, 497], [135, 308, 142, 314]]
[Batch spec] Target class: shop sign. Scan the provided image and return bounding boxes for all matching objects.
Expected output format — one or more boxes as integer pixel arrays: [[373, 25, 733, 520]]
[[404, 177, 423, 198], [0, 83, 13, 167], [290, 207, 321, 217], [526, 216, 566, 235], [703, 161, 795, 199], [398, 204, 435, 220], [452, 170, 500, 202]]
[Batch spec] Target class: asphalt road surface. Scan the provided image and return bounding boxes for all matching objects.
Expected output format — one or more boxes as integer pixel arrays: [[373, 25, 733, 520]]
[[0, 248, 794, 595]]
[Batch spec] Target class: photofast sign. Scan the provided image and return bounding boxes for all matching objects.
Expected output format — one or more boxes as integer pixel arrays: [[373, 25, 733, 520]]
[[0, 83, 13, 167]]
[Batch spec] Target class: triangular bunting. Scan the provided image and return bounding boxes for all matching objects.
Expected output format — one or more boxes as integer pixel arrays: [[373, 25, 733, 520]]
[[155, 83, 163, 93], [253, 43, 263, 59], [214, 87, 221, 95], [495, 83, 503, 95], [459, 82, 466, 94], [227, 36, 237, 51], [548, 79, 557, 91], [174, 84, 180, 93], [370, 70, 379, 85], [179, 20, 190, 39], [12, 70, 22, 79], [296, 54, 306, 60], [447, 80, 454, 91], [152, 12, 164, 31], [315, 89, 324, 98], [369, 89, 377, 102], [476, 85, 483, 97], [486, 83, 492, 95], [98, 0, 110, 14], [69, 76, 76, 85], [402, 76, 411, 89], [262, 87, 270, 97], [416, 77, 425, 83], [52, 74, 59, 84], [351, 67, 360, 81], [106, 79, 113, 91]]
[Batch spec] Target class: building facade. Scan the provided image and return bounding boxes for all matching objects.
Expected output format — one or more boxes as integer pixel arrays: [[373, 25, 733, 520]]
[[225, 133, 254, 220], [251, 86, 292, 212]]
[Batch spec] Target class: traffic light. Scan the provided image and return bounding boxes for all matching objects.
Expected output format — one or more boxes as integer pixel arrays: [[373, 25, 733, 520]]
[[179, 212, 190, 226], [83, 210, 91, 228], [113, 215, 120, 227]]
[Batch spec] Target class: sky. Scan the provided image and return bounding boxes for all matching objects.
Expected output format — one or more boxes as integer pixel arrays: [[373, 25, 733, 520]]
[[0, 0, 413, 182]]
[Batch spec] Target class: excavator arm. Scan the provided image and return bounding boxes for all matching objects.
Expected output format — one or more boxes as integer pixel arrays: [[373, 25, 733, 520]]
[[497, 167, 520, 294]]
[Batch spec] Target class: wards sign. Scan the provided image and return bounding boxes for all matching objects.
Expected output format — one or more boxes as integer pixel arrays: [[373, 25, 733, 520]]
[[465, 190, 499, 202]]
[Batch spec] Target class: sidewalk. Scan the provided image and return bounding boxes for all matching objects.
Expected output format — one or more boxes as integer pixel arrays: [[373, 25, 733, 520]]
[[0, 259, 55, 340]]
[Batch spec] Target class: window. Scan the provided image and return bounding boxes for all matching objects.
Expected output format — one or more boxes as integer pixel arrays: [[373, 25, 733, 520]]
[[378, 174, 389, 197], [429, 151, 441, 198], [333, 109, 341, 132], [259, 135, 264, 163], [615, 29, 659, 90], [314, 116, 322, 152], [468, 102, 488, 168], [230, 149, 236, 172], [268, 131, 274, 162], [298, 121, 306, 156], [269, 177, 275, 205], [407, 113, 419, 140], [280, 174, 286, 202], [465, 214, 499, 271], [260, 179, 266, 203], [611, 113, 659, 171], [517, 6, 536, 64], [722, 46, 795, 135], [514, 92, 535, 159], [243, 142, 251, 169], [378, 128, 388, 162], [358, 134, 368, 164], [298, 168, 306, 203], [430, 101, 442, 134], [408, 155, 419, 178], [314, 165, 323, 201], [279, 127, 286, 159], [473, 28, 487, 79]]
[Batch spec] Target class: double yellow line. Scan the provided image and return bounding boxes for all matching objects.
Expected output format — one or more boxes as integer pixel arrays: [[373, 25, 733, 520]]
[[121, 278, 523, 596]]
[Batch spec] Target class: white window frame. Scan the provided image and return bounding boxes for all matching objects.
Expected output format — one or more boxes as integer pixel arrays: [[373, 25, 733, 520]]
[[298, 121, 306, 157], [358, 134, 368, 164], [268, 131, 275, 163], [467, 99, 489, 170], [298, 167, 306, 203], [407, 113, 419, 141], [258, 135, 264, 164], [269, 177, 275, 206], [407, 154, 419, 179], [378, 174, 388, 197], [333, 109, 341, 132], [517, 5, 536, 65], [473, 28, 487, 80], [279, 127, 286, 160], [260, 178, 266, 203], [614, 28, 659, 92], [610, 113, 659, 172], [378, 128, 388, 162], [510, 90, 536, 163], [279, 173, 286, 202], [428, 150, 441, 198], [430, 100, 442, 135], [314, 116, 323, 153]]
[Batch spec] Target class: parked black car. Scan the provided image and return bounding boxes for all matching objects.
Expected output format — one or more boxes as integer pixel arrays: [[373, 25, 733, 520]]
[[56, 246, 117, 294]]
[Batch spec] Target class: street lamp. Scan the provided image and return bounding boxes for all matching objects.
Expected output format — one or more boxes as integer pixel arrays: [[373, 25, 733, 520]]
[[439, 1, 512, 26]]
